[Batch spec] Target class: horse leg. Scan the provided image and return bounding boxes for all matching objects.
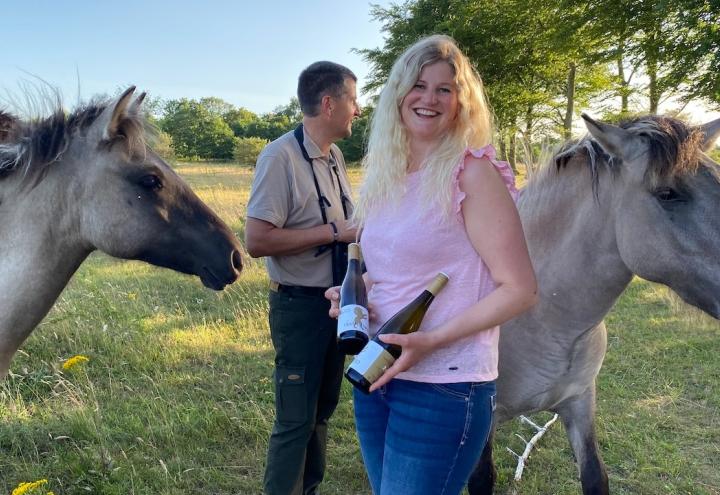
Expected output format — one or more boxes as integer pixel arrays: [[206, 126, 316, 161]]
[[467, 426, 496, 495], [556, 385, 609, 495]]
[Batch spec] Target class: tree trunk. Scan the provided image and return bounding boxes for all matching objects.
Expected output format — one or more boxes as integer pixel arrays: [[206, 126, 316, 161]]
[[509, 130, 517, 173], [524, 105, 534, 148], [524, 105, 534, 168], [564, 61, 576, 139], [499, 132, 507, 162], [648, 59, 659, 114], [617, 41, 629, 113], [646, 35, 660, 114]]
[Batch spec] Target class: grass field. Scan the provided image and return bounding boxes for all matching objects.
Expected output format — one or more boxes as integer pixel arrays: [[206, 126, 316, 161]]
[[1, 162, 719, 495]]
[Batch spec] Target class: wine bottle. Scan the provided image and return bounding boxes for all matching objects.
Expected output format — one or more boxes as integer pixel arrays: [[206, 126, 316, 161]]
[[345, 272, 449, 393], [336, 243, 369, 355]]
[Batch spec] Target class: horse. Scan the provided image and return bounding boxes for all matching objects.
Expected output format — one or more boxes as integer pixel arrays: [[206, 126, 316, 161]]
[[0, 87, 243, 379], [468, 113, 720, 495]]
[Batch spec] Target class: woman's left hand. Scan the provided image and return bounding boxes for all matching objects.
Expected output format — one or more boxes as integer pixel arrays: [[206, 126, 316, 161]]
[[368, 331, 437, 392]]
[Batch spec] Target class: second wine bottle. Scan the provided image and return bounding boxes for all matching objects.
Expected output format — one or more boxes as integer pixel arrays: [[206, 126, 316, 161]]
[[345, 272, 449, 393]]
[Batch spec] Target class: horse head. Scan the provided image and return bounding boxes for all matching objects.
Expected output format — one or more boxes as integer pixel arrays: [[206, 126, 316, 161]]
[[582, 113, 720, 318], [69, 87, 243, 289]]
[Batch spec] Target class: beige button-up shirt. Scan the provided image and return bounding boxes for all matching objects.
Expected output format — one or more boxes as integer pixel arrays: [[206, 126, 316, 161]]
[[246, 127, 354, 287]]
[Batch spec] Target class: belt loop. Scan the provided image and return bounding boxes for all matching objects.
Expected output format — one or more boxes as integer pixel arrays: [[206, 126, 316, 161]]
[[269, 281, 280, 292]]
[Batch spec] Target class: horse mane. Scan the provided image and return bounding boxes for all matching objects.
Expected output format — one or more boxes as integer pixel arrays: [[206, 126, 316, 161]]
[[0, 111, 18, 143], [541, 115, 705, 195], [0, 96, 147, 182]]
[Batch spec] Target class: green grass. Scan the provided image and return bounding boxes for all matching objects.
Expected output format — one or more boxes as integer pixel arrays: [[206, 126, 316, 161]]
[[1, 162, 719, 495]]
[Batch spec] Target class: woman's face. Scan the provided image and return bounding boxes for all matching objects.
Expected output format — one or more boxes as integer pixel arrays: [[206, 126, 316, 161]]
[[400, 61, 459, 143]]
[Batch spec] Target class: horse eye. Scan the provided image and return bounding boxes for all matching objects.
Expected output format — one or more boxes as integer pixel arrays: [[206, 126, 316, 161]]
[[654, 187, 683, 203], [139, 174, 163, 191]]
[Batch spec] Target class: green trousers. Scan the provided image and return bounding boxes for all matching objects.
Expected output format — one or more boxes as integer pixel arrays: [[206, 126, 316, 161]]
[[263, 288, 345, 495]]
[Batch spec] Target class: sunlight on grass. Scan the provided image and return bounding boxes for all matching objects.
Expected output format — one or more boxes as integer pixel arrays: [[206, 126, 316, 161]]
[[2, 162, 718, 495]]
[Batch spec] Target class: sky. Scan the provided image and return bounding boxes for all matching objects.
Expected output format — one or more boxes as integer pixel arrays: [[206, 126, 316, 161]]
[[2, 1, 718, 124], [0, 0, 393, 115]]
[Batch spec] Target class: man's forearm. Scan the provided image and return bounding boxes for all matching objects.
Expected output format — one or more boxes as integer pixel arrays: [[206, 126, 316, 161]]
[[246, 221, 334, 258]]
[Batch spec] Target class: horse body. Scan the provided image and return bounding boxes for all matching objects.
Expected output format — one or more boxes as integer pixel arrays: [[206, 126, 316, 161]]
[[0, 87, 243, 378], [469, 115, 720, 495]]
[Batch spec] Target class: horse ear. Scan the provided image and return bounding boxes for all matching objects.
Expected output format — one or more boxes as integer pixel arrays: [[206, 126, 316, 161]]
[[130, 92, 147, 115], [697, 117, 720, 152], [101, 86, 136, 140], [581, 113, 634, 159]]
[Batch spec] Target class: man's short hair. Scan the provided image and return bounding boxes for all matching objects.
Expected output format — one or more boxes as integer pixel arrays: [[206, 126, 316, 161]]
[[298, 61, 357, 117]]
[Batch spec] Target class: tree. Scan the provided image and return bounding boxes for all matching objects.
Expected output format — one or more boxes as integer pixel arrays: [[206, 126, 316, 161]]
[[148, 129, 175, 161], [223, 107, 258, 137], [337, 107, 373, 163], [273, 97, 303, 122], [577, 0, 720, 113], [241, 113, 293, 141], [234, 137, 268, 165], [360, 0, 614, 166], [160, 99, 237, 159]]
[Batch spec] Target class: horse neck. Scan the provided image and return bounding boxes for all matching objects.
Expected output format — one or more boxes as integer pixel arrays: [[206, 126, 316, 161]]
[[0, 165, 91, 376], [519, 166, 634, 332]]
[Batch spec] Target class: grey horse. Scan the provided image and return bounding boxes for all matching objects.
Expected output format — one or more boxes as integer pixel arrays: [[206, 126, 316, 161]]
[[0, 87, 243, 379], [468, 114, 720, 495]]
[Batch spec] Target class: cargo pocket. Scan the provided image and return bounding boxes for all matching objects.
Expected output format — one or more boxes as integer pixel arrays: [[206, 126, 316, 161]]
[[275, 366, 307, 424]]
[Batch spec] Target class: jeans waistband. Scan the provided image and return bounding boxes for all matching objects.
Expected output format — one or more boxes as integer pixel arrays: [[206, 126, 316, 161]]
[[269, 281, 328, 297]]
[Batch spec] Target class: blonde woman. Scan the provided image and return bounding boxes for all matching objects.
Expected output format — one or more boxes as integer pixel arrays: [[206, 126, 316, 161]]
[[327, 35, 537, 494]]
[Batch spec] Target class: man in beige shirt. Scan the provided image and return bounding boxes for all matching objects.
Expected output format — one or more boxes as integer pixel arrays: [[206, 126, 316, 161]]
[[245, 61, 360, 495]]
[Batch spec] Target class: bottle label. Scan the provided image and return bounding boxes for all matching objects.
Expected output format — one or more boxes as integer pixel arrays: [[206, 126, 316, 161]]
[[337, 304, 369, 337], [348, 340, 396, 384]]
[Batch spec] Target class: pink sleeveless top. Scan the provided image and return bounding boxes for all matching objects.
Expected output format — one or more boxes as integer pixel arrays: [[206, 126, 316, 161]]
[[361, 145, 518, 383]]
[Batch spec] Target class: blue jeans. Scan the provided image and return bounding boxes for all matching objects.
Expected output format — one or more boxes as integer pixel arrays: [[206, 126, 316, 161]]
[[353, 379, 496, 495]]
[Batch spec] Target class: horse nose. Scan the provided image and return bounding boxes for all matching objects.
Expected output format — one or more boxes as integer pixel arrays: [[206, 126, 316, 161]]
[[232, 249, 243, 274]]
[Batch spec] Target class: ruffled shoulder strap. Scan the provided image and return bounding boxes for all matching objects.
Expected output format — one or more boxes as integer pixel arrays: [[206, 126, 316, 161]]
[[452, 145, 519, 221]]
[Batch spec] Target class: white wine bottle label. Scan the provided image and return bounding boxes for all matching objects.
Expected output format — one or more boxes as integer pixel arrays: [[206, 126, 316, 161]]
[[348, 341, 395, 384], [337, 304, 369, 337]]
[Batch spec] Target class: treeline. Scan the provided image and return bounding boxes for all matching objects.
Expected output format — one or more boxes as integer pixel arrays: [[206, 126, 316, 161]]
[[152, 0, 718, 166], [363, 0, 719, 167], [151, 96, 370, 164]]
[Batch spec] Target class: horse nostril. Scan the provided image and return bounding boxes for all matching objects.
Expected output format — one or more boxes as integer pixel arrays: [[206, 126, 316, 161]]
[[232, 250, 243, 272]]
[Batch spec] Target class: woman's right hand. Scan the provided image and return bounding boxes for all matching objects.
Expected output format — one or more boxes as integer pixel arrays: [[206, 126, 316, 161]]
[[325, 286, 341, 318]]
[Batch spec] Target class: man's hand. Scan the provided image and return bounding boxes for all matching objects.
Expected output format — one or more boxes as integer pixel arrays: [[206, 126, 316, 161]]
[[334, 219, 359, 243]]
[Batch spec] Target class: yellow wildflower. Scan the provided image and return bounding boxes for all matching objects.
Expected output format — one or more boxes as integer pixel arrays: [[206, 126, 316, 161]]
[[127, 292, 137, 300], [11, 479, 48, 495], [62, 355, 90, 371]]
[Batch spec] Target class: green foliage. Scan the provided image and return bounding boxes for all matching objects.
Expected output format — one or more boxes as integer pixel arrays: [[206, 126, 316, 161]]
[[241, 112, 297, 141], [708, 146, 720, 163], [148, 129, 176, 162], [568, 0, 720, 110], [361, 0, 718, 148], [361, 0, 614, 143], [160, 99, 238, 159], [273, 97, 303, 122], [233, 137, 268, 166], [336, 107, 373, 163], [223, 107, 258, 137], [155, 96, 304, 160]]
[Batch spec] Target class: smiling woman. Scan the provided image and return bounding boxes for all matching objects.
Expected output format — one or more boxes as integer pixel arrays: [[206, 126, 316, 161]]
[[336, 34, 537, 495], [0, 87, 243, 379], [400, 61, 459, 156]]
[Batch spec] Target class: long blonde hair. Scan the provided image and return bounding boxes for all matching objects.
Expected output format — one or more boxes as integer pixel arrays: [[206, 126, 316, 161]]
[[354, 34, 494, 222]]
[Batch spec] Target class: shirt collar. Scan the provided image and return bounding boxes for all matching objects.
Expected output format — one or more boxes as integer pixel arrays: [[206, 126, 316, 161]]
[[303, 127, 332, 161]]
